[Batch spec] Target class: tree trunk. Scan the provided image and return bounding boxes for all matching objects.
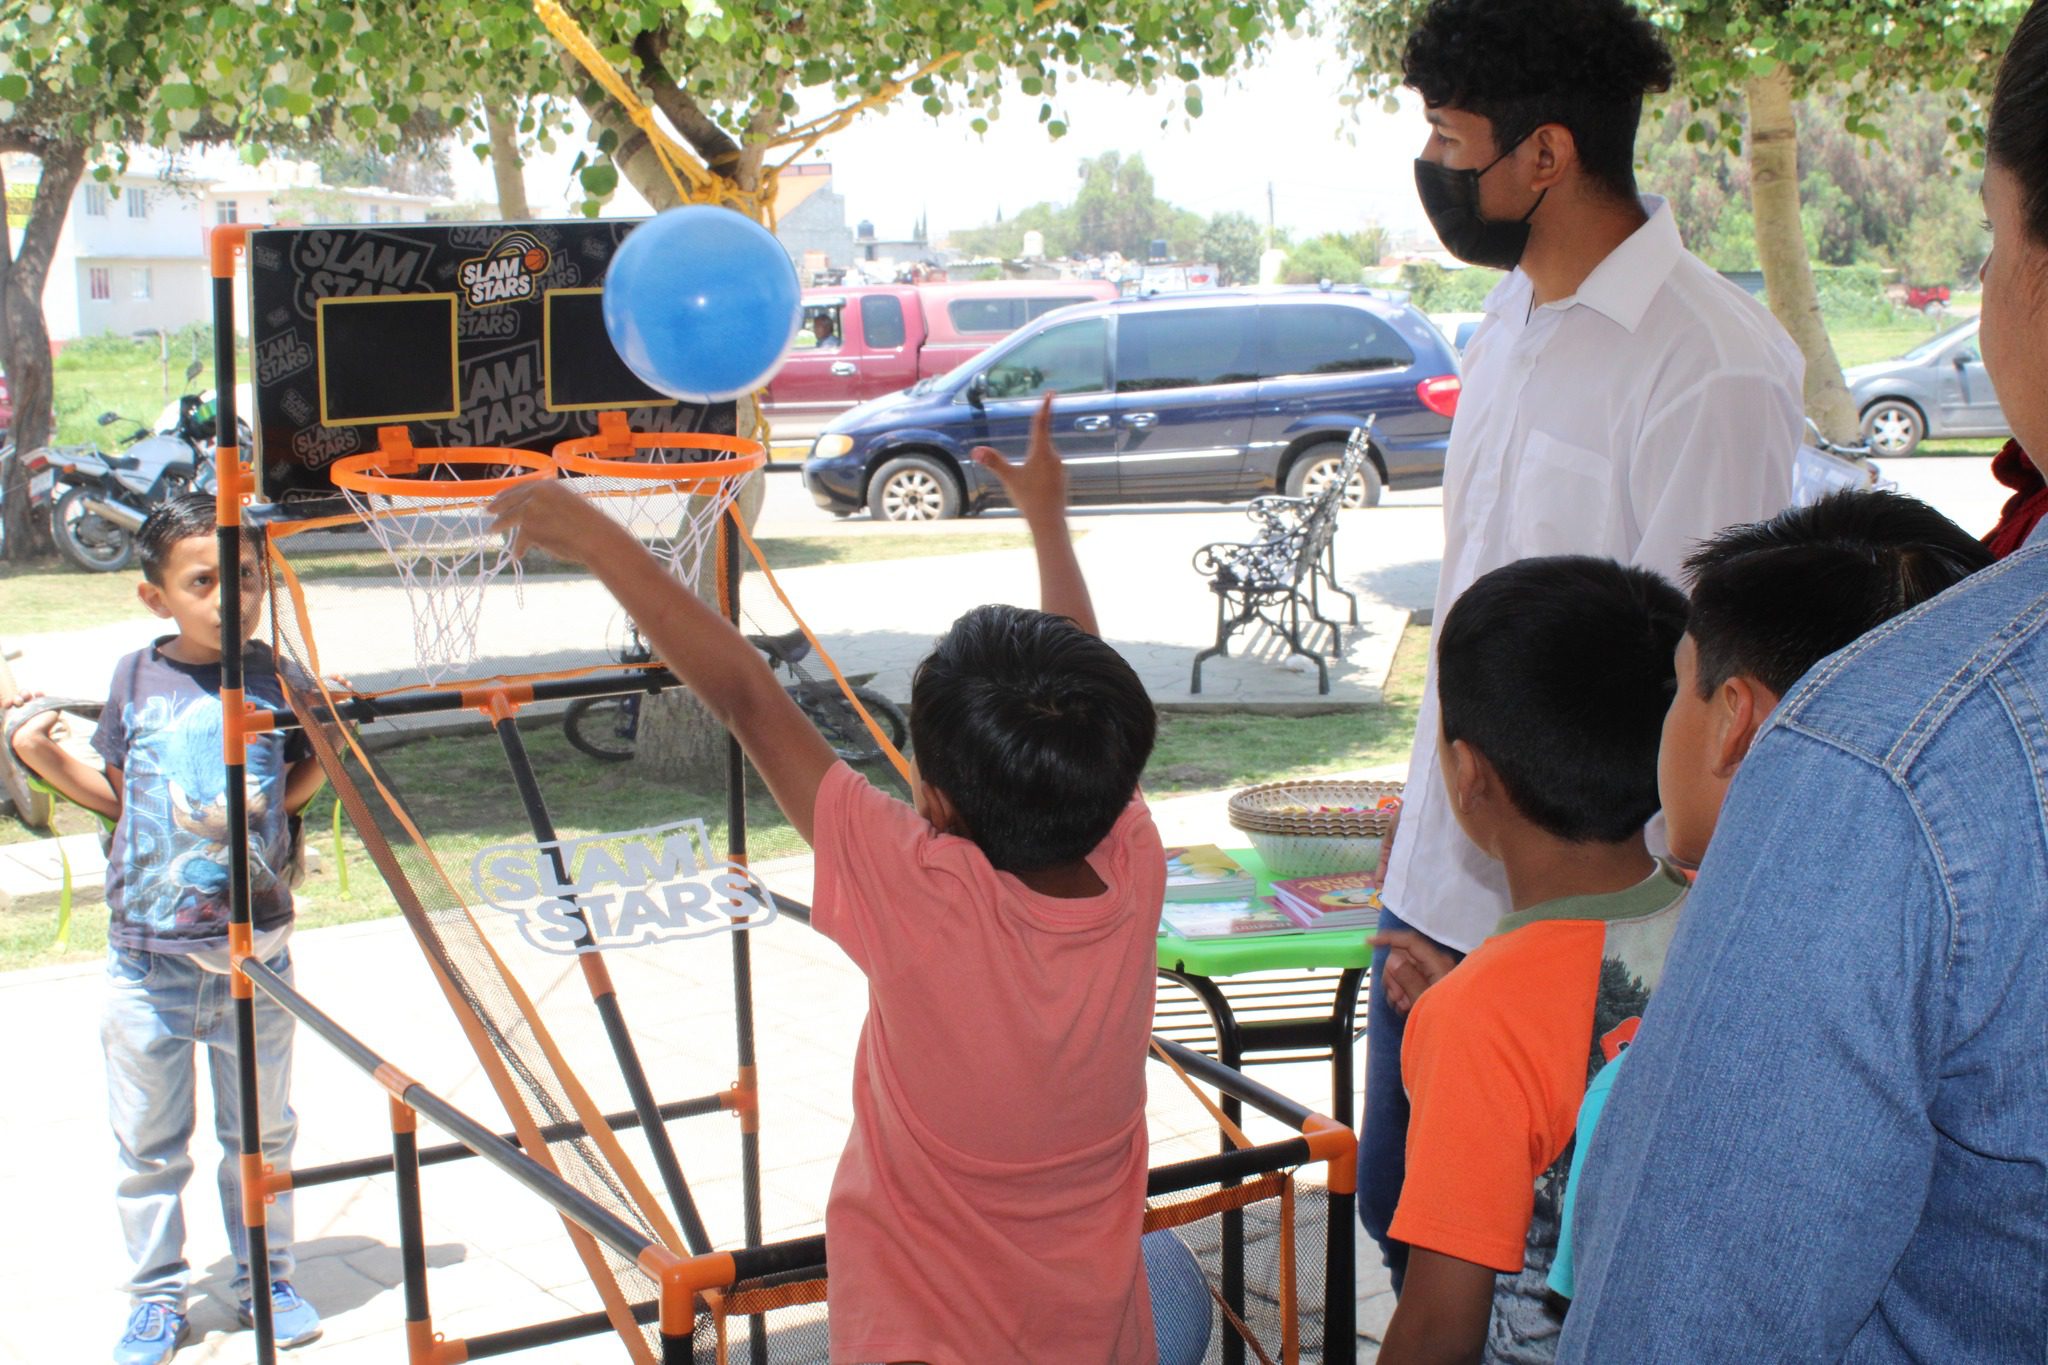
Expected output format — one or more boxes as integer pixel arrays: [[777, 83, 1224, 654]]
[[563, 51, 687, 212], [0, 143, 86, 560], [1745, 70, 1859, 444], [484, 105, 532, 221], [633, 397, 770, 785]]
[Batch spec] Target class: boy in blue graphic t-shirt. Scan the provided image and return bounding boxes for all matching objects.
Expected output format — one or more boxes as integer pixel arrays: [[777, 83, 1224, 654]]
[[10, 495, 327, 1363]]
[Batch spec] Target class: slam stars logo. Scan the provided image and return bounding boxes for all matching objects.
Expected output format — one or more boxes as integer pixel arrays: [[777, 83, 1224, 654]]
[[458, 231, 550, 309]]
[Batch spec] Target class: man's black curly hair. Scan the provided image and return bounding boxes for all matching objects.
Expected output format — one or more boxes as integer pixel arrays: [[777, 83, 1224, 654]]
[[1404, 0, 1676, 202]]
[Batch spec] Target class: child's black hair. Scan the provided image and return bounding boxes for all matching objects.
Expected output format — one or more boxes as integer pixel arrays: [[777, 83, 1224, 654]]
[[1683, 490, 1992, 700], [1403, 0, 1675, 202], [137, 492, 220, 585], [1438, 555, 1687, 844], [909, 604, 1155, 873], [1991, 0, 2048, 248]]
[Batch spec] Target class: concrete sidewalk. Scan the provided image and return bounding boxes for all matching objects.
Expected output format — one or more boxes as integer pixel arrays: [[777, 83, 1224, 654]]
[[3, 486, 1433, 724], [0, 783, 1397, 1363]]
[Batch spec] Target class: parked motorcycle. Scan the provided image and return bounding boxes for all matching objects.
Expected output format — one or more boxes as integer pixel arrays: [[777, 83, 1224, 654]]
[[46, 362, 250, 573]]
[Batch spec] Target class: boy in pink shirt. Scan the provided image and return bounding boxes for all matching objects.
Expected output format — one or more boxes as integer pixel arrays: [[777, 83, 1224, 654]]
[[492, 395, 1163, 1364]]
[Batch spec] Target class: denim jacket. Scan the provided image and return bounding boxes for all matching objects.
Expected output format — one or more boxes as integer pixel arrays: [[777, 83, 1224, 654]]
[[1559, 544, 2048, 1362]]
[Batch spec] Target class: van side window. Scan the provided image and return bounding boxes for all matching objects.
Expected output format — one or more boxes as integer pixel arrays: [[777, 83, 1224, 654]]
[[1025, 296, 1093, 320], [862, 295, 908, 348], [1258, 304, 1413, 378], [950, 298, 1018, 333], [981, 318, 1108, 399], [1116, 309, 1258, 393]]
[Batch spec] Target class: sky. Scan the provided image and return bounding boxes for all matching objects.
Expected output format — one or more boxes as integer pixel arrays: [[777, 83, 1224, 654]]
[[445, 30, 1439, 246]]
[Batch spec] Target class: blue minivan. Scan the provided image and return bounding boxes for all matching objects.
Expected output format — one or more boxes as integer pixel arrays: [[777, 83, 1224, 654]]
[[800, 287, 1461, 521]]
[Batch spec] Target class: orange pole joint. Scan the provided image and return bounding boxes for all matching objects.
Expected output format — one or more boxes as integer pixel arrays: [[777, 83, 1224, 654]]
[[214, 444, 245, 528], [1301, 1114, 1357, 1196], [638, 1246, 737, 1338], [406, 1319, 469, 1364], [239, 1152, 276, 1226], [466, 684, 534, 721], [726, 1065, 760, 1133], [220, 686, 247, 765], [228, 920, 254, 999], [373, 1062, 419, 1100], [208, 224, 251, 279], [389, 1096, 418, 1135]]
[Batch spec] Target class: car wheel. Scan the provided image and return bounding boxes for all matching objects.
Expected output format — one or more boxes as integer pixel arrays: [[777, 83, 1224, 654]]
[[1285, 441, 1384, 508], [1861, 400, 1926, 458], [867, 455, 961, 522]]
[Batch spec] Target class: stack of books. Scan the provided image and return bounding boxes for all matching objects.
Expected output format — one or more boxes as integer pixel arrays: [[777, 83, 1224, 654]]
[[1156, 847, 1383, 940], [1162, 845, 1257, 902], [1266, 871, 1382, 929], [1159, 898, 1301, 940]]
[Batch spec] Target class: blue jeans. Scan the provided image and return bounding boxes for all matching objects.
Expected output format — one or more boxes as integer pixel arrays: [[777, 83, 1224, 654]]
[[1358, 904, 1463, 1294], [102, 944, 299, 1310]]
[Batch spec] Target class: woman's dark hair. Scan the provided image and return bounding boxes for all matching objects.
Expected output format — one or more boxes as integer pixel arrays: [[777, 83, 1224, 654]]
[[909, 604, 1156, 874], [1990, 0, 2048, 247], [137, 492, 220, 585], [1683, 490, 1992, 699], [1403, 0, 1675, 202], [1438, 556, 1687, 844]]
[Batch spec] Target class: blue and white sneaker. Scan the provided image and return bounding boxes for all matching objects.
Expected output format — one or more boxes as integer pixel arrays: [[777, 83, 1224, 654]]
[[237, 1280, 323, 1349], [113, 1303, 187, 1365]]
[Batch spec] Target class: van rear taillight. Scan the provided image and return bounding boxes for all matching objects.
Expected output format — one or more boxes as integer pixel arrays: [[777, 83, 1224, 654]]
[[1417, 375, 1461, 419]]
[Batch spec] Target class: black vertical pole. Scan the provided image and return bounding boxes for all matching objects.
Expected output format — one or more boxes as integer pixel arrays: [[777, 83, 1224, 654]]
[[720, 503, 769, 1365], [491, 715, 713, 1255], [392, 1099, 434, 1347], [210, 232, 275, 1363], [1325, 1184, 1356, 1363]]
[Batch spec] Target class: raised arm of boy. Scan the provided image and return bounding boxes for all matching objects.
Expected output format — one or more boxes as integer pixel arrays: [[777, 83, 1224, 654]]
[[489, 483, 839, 842], [973, 393, 1096, 635]]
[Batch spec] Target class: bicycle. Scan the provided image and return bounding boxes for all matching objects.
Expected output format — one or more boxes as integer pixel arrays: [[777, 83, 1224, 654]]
[[562, 617, 910, 765]]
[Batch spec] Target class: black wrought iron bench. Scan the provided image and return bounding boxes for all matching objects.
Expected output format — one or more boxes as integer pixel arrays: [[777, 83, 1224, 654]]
[[1189, 426, 1373, 697]]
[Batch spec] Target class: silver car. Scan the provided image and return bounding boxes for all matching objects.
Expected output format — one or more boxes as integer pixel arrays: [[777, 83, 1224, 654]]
[[1846, 317, 2008, 457]]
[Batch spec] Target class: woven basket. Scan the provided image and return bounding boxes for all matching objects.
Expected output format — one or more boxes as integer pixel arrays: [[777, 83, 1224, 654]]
[[1227, 779, 1404, 879]]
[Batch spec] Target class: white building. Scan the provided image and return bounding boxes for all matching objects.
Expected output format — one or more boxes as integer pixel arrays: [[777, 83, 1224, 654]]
[[5, 148, 440, 343]]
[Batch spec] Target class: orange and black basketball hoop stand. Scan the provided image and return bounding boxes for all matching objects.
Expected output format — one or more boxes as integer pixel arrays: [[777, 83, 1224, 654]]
[[205, 221, 778, 1364]]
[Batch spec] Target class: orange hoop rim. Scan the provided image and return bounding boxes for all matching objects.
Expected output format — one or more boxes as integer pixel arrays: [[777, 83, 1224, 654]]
[[330, 447, 558, 499], [550, 431, 766, 483]]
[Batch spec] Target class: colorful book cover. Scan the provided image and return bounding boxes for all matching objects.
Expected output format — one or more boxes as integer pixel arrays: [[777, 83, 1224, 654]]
[[1162, 845, 1256, 901], [1159, 898, 1303, 939], [1271, 872, 1384, 926]]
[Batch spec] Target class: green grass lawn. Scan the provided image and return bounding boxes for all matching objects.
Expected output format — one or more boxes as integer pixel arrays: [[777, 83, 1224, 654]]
[[0, 625, 1430, 973], [42, 334, 254, 450]]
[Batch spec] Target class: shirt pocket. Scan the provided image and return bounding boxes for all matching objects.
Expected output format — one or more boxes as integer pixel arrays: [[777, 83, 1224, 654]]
[[1511, 431, 1614, 558]]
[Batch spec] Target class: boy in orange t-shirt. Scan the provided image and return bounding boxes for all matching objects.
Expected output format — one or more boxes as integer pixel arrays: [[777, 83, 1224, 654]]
[[1375, 556, 1688, 1365]]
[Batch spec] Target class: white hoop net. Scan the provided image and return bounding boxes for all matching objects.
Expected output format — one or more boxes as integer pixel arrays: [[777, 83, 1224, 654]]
[[339, 473, 532, 685], [558, 459, 758, 588]]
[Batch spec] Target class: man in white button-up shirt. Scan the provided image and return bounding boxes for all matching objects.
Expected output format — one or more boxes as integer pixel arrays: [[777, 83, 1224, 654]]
[[1359, 0, 1805, 1309]]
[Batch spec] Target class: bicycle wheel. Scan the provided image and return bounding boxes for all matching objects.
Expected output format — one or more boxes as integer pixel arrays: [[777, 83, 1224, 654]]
[[562, 695, 640, 762], [798, 684, 908, 763]]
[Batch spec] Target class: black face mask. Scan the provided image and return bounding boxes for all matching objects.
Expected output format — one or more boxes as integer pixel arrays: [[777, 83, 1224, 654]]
[[1414, 140, 1548, 271]]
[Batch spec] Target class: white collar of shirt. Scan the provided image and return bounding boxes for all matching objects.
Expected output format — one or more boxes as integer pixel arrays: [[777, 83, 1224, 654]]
[[1483, 196, 1683, 335]]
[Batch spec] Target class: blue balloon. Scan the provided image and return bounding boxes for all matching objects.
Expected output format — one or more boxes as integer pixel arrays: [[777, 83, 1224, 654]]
[[602, 206, 801, 403]]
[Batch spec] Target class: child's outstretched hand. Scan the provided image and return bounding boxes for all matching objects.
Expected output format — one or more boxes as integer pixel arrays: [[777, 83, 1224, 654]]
[[1371, 928, 1459, 1015], [489, 480, 629, 566], [971, 392, 1066, 523]]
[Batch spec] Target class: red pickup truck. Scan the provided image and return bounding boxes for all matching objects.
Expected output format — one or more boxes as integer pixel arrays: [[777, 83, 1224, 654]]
[[762, 280, 1118, 438]]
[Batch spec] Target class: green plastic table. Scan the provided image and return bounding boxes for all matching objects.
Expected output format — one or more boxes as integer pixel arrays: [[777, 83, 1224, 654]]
[[1155, 847, 1374, 1130]]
